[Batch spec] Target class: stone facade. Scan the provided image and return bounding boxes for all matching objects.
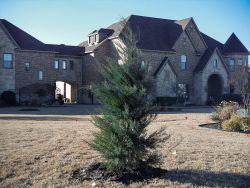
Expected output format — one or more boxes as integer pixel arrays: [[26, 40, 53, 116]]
[[15, 50, 83, 103], [0, 16, 249, 105], [195, 49, 228, 104], [0, 23, 16, 95]]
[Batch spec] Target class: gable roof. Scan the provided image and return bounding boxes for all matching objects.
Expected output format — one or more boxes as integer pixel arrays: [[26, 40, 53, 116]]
[[0, 19, 83, 56], [79, 15, 184, 52], [0, 19, 44, 50], [194, 47, 228, 73], [154, 56, 176, 77], [201, 32, 224, 52], [224, 33, 249, 54], [80, 15, 226, 53]]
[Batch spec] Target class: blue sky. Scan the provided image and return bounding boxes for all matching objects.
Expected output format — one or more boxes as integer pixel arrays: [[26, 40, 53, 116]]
[[0, 0, 250, 51]]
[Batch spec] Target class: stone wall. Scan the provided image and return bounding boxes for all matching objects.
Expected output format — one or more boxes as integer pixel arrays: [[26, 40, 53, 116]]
[[155, 62, 177, 97], [0, 23, 16, 95], [15, 50, 83, 103], [170, 31, 203, 102], [199, 50, 228, 104]]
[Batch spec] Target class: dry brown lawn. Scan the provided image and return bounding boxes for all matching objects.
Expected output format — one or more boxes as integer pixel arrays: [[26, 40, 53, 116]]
[[0, 106, 249, 187]]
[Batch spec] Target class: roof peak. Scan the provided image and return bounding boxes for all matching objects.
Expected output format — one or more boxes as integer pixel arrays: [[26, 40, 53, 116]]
[[224, 32, 249, 54]]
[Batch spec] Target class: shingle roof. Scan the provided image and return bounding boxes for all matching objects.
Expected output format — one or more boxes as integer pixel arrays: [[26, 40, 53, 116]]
[[0, 19, 83, 56], [79, 15, 184, 52], [224, 33, 249, 54], [126, 15, 182, 51], [194, 48, 215, 72], [45, 44, 84, 56], [201, 32, 224, 52], [0, 19, 45, 50], [153, 56, 176, 76]]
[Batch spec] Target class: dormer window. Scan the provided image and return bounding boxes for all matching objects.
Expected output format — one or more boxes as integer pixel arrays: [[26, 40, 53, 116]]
[[94, 34, 98, 43], [88, 36, 91, 44], [88, 35, 95, 45]]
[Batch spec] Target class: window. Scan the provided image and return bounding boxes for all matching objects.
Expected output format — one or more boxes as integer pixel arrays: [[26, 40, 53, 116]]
[[25, 63, 30, 71], [38, 71, 43, 80], [141, 60, 145, 69], [54, 60, 59, 69], [62, 60, 67, 70], [88, 36, 91, 44], [94, 34, 98, 43], [70, 60, 74, 70], [229, 59, 235, 71], [238, 58, 243, 65], [181, 55, 187, 70], [213, 59, 218, 68], [3, 53, 13, 69]]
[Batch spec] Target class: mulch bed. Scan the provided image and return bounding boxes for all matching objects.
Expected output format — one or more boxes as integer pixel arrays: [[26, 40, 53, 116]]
[[70, 163, 168, 185], [199, 122, 221, 130]]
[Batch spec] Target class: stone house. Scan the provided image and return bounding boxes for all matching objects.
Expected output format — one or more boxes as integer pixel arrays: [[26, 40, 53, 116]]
[[0, 15, 249, 105], [80, 15, 249, 104], [0, 19, 84, 104]]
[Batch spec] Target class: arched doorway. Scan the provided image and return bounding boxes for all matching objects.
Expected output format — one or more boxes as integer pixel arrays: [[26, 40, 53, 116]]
[[207, 74, 222, 104]]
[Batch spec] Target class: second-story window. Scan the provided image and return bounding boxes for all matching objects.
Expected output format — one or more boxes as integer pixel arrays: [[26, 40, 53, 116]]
[[38, 71, 43, 80], [62, 60, 67, 70], [213, 59, 218, 68], [25, 63, 30, 71], [238, 58, 243, 65], [181, 55, 187, 70], [3, 53, 13, 69], [70, 60, 74, 70], [229, 59, 235, 71], [54, 60, 59, 69]]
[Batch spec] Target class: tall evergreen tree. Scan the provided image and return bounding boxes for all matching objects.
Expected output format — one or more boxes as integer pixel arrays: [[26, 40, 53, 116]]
[[91, 21, 167, 175]]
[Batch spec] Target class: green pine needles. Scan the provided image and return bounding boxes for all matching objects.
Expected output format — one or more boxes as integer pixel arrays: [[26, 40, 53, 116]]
[[91, 22, 167, 175]]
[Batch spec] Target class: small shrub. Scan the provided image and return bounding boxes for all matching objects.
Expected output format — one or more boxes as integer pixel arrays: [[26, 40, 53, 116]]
[[221, 115, 241, 132], [57, 94, 64, 105], [1, 91, 16, 106], [240, 118, 250, 133], [210, 112, 220, 121], [218, 101, 239, 121]]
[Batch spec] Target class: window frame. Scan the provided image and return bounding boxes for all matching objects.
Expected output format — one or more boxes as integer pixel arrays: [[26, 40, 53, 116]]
[[229, 59, 235, 71], [38, 70, 43, 81], [3, 53, 13, 69], [181, 55, 187, 70], [237, 58, 243, 65], [62, 60, 67, 70], [54, 60, 59, 70], [25, 62, 30, 71], [213, 59, 218, 68], [69, 60, 74, 70]]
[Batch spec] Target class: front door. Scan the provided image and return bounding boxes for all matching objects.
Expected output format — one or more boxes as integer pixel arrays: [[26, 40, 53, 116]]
[[207, 74, 222, 104]]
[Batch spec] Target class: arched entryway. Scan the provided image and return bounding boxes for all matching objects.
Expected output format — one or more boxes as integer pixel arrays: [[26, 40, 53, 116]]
[[207, 74, 222, 104]]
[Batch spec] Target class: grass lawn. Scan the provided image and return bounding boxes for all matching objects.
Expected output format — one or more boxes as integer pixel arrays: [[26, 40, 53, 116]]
[[0, 106, 249, 187]]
